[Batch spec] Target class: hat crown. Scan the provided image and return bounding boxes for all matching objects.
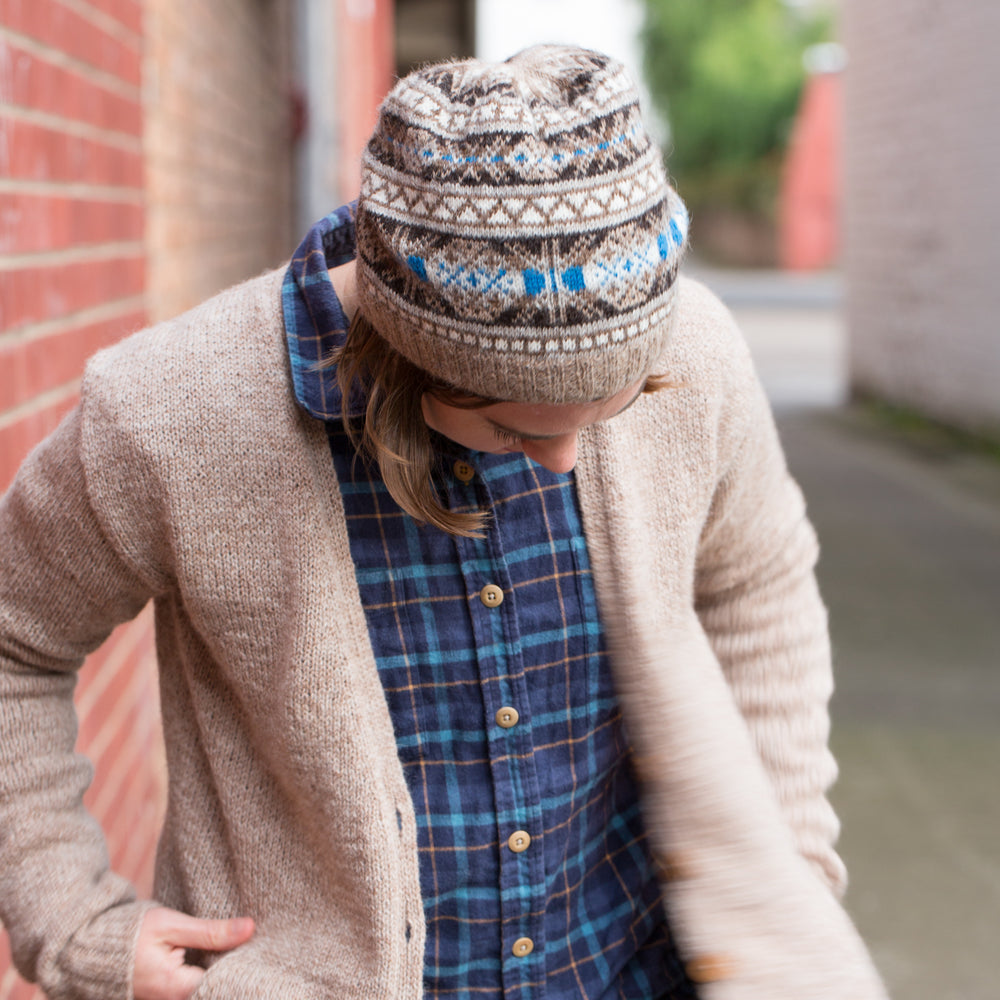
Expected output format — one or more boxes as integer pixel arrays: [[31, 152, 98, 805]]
[[395, 46, 639, 128], [368, 48, 652, 191]]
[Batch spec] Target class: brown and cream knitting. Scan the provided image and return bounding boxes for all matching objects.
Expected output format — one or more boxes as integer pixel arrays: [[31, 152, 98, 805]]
[[355, 45, 689, 403]]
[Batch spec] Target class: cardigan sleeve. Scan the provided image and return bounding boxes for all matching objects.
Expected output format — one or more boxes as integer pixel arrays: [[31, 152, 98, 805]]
[[693, 330, 847, 897], [0, 403, 163, 1000]]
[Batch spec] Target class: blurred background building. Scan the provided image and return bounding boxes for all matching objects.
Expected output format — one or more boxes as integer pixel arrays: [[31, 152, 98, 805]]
[[843, 1, 1000, 437], [2, 1, 998, 997]]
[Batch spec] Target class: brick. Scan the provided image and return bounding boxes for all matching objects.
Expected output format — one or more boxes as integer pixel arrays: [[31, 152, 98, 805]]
[[0, 0, 141, 87], [0, 943, 45, 1000], [86, 0, 144, 37], [0, 390, 78, 489], [77, 656, 137, 760], [76, 612, 163, 892], [101, 762, 162, 880], [0, 309, 145, 411], [0, 254, 144, 331], [0, 38, 142, 136], [0, 117, 143, 187], [90, 733, 161, 840], [0, 192, 143, 255], [87, 661, 160, 768], [83, 703, 135, 800]]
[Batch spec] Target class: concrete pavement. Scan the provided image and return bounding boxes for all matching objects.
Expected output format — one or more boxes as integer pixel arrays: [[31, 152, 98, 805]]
[[694, 265, 1000, 999]]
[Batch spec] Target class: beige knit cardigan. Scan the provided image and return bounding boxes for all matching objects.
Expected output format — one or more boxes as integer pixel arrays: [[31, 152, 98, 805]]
[[0, 270, 887, 999]]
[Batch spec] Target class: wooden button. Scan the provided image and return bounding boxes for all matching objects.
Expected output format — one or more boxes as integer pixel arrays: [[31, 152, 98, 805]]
[[685, 955, 736, 983], [512, 937, 534, 957], [480, 584, 504, 607], [495, 706, 519, 728], [453, 460, 475, 483], [507, 830, 531, 853]]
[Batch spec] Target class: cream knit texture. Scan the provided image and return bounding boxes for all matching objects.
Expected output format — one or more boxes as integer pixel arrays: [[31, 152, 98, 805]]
[[0, 269, 888, 999]]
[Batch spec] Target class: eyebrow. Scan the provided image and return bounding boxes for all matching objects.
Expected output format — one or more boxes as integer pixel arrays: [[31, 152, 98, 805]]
[[485, 384, 645, 442]]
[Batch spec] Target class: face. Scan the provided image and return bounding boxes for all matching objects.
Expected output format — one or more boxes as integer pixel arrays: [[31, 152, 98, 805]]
[[421, 380, 645, 474]]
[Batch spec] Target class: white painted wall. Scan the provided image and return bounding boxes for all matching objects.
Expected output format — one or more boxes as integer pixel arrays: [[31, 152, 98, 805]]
[[843, 0, 1000, 431]]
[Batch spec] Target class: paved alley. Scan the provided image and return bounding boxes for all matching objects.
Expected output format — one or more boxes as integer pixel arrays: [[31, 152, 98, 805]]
[[697, 266, 1000, 999]]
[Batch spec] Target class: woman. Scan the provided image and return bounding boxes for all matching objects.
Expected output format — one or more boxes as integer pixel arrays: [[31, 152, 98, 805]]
[[0, 46, 887, 999]]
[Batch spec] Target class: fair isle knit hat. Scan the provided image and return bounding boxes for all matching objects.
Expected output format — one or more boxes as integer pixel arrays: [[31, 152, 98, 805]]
[[355, 45, 689, 404]]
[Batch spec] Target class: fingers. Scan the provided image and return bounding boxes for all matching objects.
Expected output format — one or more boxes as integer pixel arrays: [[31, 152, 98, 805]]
[[133, 908, 255, 1000], [167, 963, 205, 998], [133, 950, 203, 1000], [149, 910, 256, 952]]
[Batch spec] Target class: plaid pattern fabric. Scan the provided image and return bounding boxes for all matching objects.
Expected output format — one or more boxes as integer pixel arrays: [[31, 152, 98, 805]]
[[283, 208, 697, 1000]]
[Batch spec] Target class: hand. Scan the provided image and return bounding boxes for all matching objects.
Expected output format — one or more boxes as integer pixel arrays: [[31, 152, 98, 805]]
[[133, 907, 255, 1000]]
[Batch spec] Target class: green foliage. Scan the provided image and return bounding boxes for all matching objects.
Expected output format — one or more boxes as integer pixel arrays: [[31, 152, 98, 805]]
[[641, 0, 830, 214]]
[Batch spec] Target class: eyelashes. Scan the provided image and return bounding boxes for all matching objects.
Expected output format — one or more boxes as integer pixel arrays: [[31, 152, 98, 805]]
[[491, 427, 522, 446]]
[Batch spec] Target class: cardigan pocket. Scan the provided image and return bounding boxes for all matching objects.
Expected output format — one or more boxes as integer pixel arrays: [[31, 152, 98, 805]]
[[190, 946, 334, 1000]]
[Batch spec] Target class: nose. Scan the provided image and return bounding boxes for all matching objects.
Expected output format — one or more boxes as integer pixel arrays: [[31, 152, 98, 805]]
[[521, 433, 579, 474]]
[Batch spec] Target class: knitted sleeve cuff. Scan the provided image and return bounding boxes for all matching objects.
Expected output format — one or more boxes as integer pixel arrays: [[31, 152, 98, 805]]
[[42, 898, 159, 1000]]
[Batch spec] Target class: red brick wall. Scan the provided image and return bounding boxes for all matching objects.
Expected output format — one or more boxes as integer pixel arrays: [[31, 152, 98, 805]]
[[0, 3, 162, 997], [0, 0, 147, 485], [2, 1, 392, 993]]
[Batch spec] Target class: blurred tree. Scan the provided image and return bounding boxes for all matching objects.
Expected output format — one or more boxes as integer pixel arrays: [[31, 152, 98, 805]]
[[641, 0, 830, 260]]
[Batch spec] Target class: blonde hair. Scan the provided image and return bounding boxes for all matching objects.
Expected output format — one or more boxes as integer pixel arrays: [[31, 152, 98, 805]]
[[329, 312, 672, 538]]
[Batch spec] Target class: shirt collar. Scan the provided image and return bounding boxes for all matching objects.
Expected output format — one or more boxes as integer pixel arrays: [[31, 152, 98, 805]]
[[282, 201, 365, 422]]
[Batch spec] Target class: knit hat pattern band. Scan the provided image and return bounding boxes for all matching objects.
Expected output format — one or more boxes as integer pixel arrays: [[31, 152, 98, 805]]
[[356, 46, 689, 403]]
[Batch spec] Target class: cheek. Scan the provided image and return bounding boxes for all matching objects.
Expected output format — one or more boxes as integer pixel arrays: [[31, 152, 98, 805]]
[[422, 398, 504, 452]]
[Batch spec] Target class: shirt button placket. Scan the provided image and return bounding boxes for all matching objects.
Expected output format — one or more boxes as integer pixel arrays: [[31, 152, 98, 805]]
[[473, 541, 541, 979]]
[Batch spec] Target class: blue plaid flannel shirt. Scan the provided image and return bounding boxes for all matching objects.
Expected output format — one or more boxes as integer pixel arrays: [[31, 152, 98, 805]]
[[282, 205, 697, 1000]]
